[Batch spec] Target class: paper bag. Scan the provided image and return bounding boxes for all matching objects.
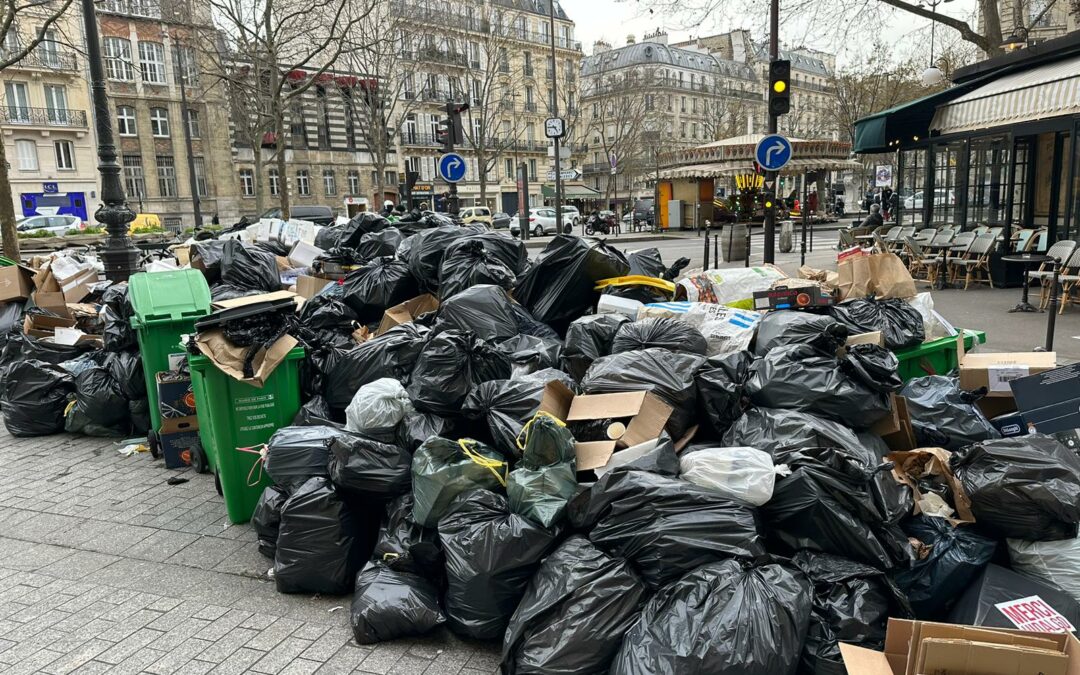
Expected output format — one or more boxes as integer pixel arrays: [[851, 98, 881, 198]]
[[870, 253, 917, 300], [888, 447, 974, 524], [838, 255, 872, 299], [195, 330, 297, 387]]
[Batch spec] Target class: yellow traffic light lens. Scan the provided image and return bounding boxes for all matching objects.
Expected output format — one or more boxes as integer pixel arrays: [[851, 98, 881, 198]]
[[764, 200, 774, 208], [773, 81, 787, 93]]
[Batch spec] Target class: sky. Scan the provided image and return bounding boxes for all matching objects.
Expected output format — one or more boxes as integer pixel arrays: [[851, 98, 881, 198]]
[[563, 0, 982, 69]]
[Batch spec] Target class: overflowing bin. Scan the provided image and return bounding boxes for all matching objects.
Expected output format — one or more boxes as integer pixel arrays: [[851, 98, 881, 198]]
[[893, 329, 986, 382]]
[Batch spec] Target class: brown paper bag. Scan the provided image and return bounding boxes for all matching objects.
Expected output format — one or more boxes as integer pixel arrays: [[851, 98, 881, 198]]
[[869, 253, 917, 300], [837, 255, 872, 300], [195, 330, 298, 387]]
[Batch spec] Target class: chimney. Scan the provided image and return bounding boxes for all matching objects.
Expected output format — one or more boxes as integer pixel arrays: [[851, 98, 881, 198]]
[[626, 34, 636, 45], [593, 40, 611, 53]]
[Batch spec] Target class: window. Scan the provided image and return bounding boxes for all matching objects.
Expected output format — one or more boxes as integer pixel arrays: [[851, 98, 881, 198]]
[[149, 107, 169, 137], [505, 158, 513, 180], [323, 169, 336, 195], [240, 168, 254, 197], [103, 37, 133, 81], [117, 105, 137, 136], [347, 170, 360, 194], [185, 109, 200, 138], [138, 41, 166, 84], [193, 157, 208, 197], [123, 154, 145, 197], [1, 24, 18, 53], [43, 85, 68, 124], [156, 155, 176, 196], [370, 170, 378, 186], [931, 142, 962, 226], [38, 29, 60, 67], [54, 140, 75, 170], [172, 45, 197, 85], [385, 171, 396, 186], [966, 136, 1010, 227], [14, 140, 37, 170], [297, 169, 310, 196], [269, 168, 280, 196], [528, 159, 537, 181]]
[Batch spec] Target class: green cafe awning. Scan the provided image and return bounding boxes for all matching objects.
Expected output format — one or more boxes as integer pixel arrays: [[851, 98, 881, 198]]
[[853, 81, 989, 154], [541, 183, 601, 199]]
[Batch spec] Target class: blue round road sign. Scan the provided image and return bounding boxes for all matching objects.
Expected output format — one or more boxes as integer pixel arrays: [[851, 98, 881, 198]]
[[438, 153, 467, 183], [755, 134, 793, 171]]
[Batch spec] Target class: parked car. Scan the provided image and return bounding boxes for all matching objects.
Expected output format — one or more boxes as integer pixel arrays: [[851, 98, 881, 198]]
[[712, 202, 738, 224], [16, 214, 82, 236], [459, 206, 493, 227], [510, 207, 573, 237], [491, 211, 512, 229], [632, 198, 655, 225], [904, 189, 956, 210], [258, 205, 336, 226], [559, 205, 581, 225]]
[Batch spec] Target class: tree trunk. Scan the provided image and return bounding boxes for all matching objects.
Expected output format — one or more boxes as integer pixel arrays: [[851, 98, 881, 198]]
[[980, 0, 1005, 54], [0, 139, 21, 260], [274, 102, 291, 220], [478, 153, 488, 205], [253, 151, 265, 215]]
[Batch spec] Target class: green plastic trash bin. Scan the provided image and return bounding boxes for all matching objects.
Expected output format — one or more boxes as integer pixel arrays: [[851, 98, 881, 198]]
[[894, 329, 987, 382], [128, 270, 212, 436], [188, 346, 305, 524]]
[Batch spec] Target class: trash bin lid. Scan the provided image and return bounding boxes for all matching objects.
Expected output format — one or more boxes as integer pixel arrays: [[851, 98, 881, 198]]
[[128, 269, 212, 326]]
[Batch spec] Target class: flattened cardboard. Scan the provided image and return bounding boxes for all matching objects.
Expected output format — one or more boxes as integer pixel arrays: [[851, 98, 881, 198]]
[[919, 638, 1067, 675], [847, 331, 886, 347], [377, 294, 440, 336], [23, 312, 77, 338], [211, 290, 300, 311], [872, 395, 918, 451], [296, 275, 334, 300], [1010, 363, 1080, 435], [194, 330, 298, 387], [0, 265, 34, 302], [156, 371, 196, 418], [911, 622, 1061, 675], [959, 352, 1058, 397]]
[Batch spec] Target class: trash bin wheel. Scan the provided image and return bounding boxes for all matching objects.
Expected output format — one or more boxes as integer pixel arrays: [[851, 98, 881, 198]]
[[147, 430, 161, 459], [190, 441, 210, 474]]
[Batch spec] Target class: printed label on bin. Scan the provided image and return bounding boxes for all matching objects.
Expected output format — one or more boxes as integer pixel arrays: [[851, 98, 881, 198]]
[[988, 365, 1030, 392], [995, 595, 1076, 633], [168, 352, 186, 371]]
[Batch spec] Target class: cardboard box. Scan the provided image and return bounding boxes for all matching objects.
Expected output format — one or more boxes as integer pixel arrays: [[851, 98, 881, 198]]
[[840, 618, 1080, 675], [752, 285, 837, 311], [156, 371, 196, 418], [919, 638, 1067, 675], [288, 241, 324, 268], [23, 312, 77, 339], [959, 352, 1057, 397], [847, 331, 886, 347], [211, 289, 301, 311], [0, 265, 34, 302], [296, 275, 335, 300], [871, 395, 918, 452], [1010, 363, 1080, 435], [377, 294, 440, 336], [538, 380, 673, 471], [159, 416, 200, 469]]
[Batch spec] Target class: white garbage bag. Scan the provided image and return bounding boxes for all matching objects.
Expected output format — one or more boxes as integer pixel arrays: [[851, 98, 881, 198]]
[[679, 446, 788, 506], [1007, 537, 1080, 604], [346, 377, 414, 435]]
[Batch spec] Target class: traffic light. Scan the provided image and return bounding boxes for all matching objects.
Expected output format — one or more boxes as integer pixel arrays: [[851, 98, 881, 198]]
[[768, 59, 791, 117], [436, 117, 453, 153], [446, 101, 469, 145], [763, 192, 777, 215]]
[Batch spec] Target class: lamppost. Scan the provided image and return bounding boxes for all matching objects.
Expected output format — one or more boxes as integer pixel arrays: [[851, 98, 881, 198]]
[[81, 0, 139, 280], [920, 0, 954, 87]]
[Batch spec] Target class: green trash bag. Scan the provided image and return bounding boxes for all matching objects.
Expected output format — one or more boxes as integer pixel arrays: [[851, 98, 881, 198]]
[[411, 437, 507, 528], [508, 412, 577, 528]]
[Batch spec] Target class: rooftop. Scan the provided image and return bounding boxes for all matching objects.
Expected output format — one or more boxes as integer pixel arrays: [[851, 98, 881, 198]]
[[581, 41, 757, 80]]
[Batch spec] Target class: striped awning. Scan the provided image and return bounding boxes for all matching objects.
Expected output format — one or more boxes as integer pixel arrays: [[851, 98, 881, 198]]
[[658, 157, 863, 180], [931, 54, 1080, 134]]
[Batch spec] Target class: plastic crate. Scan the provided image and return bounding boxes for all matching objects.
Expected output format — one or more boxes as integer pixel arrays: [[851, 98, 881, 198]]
[[894, 329, 987, 382]]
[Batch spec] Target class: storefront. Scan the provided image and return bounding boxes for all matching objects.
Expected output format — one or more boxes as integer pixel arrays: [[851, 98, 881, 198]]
[[854, 33, 1080, 245]]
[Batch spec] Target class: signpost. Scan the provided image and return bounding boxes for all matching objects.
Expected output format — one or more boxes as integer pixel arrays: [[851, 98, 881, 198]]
[[755, 134, 793, 172], [438, 153, 467, 183], [546, 169, 582, 181]]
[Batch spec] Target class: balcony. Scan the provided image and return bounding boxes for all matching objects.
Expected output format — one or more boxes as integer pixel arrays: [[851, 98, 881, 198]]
[[1, 49, 78, 72], [524, 102, 537, 113], [0, 106, 88, 128], [97, 0, 161, 18], [400, 132, 443, 148], [421, 88, 452, 102], [583, 162, 611, 173], [418, 47, 468, 68], [523, 65, 534, 77]]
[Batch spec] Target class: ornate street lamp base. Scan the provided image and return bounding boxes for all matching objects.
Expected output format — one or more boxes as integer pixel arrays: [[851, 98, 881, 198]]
[[97, 202, 141, 282]]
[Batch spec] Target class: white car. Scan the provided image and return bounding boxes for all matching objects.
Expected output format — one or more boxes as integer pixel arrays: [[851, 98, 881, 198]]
[[904, 189, 956, 210], [16, 214, 82, 236], [559, 205, 581, 225], [509, 207, 573, 237]]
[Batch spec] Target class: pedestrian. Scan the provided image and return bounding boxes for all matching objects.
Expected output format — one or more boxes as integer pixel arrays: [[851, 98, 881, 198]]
[[860, 203, 884, 230], [889, 191, 900, 219], [211, 213, 219, 226]]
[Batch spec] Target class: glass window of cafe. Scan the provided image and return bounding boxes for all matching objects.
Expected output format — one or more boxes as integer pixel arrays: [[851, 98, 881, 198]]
[[899, 149, 927, 226], [931, 142, 963, 227], [967, 136, 1010, 226]]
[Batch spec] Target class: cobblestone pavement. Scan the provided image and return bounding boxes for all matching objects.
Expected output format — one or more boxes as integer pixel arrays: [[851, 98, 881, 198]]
[[0, 426, 501, 674]]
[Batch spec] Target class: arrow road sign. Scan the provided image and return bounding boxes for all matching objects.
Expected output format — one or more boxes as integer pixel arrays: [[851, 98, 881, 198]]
[[438, 153, 468, 183], [755, 134, 793, 172], [546, 169, 582, 181]]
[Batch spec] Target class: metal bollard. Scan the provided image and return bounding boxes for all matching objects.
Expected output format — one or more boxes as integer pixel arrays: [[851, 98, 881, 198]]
[[703, 221, 711, 269], [745, 227, 751, 268], [714, 234, 719, 268]]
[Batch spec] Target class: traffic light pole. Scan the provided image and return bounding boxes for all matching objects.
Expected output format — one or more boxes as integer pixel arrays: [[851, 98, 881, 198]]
[[763, 0, 779, 264], [547, 1, 563, 224]]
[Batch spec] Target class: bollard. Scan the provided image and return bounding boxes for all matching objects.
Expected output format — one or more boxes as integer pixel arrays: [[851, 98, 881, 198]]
[[714, 234, 719, 268], [745, 227, 751, 268], [1045, 259, 1062, 351], [703, 221, 711, 269]]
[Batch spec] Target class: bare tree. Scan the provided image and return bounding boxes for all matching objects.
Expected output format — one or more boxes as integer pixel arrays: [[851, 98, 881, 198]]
[[583, 67, 653, 205], [204, 0, 379, 219], [0, 0, 78, 258], [701, 92, 755, 141]]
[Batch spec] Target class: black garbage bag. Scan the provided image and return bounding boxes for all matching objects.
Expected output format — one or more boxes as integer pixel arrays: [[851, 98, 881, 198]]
[[723, 406, 870, 462], [101, 283, 137, 353], [501, 536, 647, 675], [210, 284, 262, 302], [339, 213, 395, 249], [321, 323, 429, 410], [373, 493, 444, 576], [793, 550, 913, 675], [407, 330, 512, 416], [439, 239, 517, 300], [220, 240, 280, 292], [1, 360, 75, 437], [65, 365, 130, 436], [948, 563, 1080, 631], [828, 297, 925, 350], [893, 515, 997, 620], [561, 313, 631, 381], [754, 310, 848, 356], [314, 225, 344, 251], [350, 560, 446, 644], [435, 285, 519, 342], [746, 342, 898, 430], [295, 294, 358, 351], [952, 435, 1080, 541], [340, 257, 419, 325], [274, 477, 368, 595], [253, 485, 288, 559], [105, 350, 145, 401], [581, 348, 706, 439], [763, 447, 914, 570], [356, 228, 403, 260], [495, 335, 562, 376], [128, 398, 151, 436], [264, 426, 337, 493], [507, 412, 577, 528], [611, 317, 708, 355], [328, 432, 412, 499], [438, 490, 561, 640], [462, 369, 577, 457], [627, 248, 666, 277], [10, 332, 94, 365], [901, 376, 1001, 450], [293, 396, 345, 428], [696, 350, 752, 438], [0, 301, 23, 333], [408, 226, 474, 294], [610, 559, 812, 675], [411, 436, 508, 527], [458, 231, 529, 276], [396, 408, 456, 453], [509, 303, 560, 341], [567, 469, 766, 588], [514, 236, 631, 333], [190, 240, 229, 284]]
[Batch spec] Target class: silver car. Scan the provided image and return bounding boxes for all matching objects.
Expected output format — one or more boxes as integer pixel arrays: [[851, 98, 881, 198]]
[[509, 207, 573, 237], [16, 214, 82, 235]]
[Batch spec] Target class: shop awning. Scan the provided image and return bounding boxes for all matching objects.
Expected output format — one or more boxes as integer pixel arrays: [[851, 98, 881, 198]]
[[541, 183, 601, 199], [853, 86, 976, 154], [657, 157, 863, 180], [931, 54, 1080, 134]]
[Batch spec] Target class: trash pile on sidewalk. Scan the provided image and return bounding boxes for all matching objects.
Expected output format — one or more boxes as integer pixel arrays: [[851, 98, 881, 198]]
[[8, 212, 1080, 673]]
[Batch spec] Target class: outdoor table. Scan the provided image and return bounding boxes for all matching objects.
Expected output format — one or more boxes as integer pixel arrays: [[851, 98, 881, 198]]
[[1002, 253, 1053, 313], [923, 242, 955, 290]]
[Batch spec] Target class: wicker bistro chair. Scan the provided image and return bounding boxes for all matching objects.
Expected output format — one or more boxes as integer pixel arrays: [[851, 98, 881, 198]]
[[1030, 243, 1080, 311], [1011, 228, 1036, 253], [913, 228, 937, 244], [904, 237, 942, 284], [949, 234, 997, 290], [971, 225, 989, 236], [890, 227, 917, 253], [873, 231, 890, 254], [1028, 228, 1050, 253], [1062, 263, 1080, 314], [838, 229, 857, 249]]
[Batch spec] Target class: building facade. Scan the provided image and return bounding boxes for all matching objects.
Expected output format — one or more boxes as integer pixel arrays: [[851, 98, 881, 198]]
[[996, 0, 1077, 46], [1, 8, 99, 225]]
